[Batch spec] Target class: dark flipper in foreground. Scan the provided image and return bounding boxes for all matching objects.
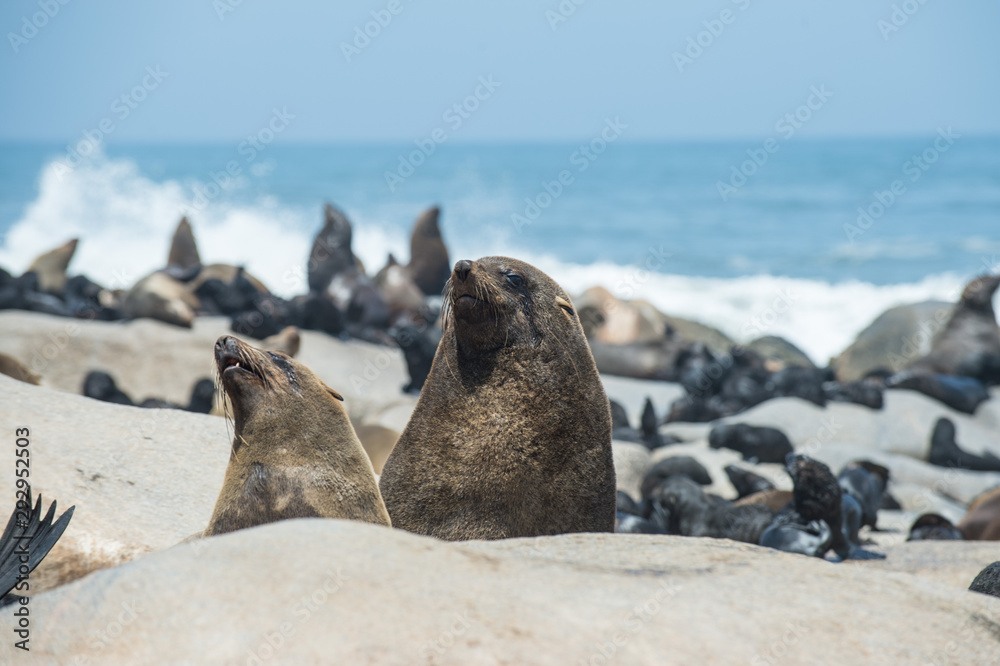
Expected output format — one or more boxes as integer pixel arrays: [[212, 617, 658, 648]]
[[0, 491, 74, 598]]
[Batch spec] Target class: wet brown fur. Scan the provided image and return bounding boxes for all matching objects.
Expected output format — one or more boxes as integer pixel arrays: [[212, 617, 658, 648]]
[[379, 256, 615, 540], [204, 336, 390, 536]]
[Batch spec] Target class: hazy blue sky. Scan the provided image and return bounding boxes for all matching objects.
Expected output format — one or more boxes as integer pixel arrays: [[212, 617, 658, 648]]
[[1, 0, 997, 142]]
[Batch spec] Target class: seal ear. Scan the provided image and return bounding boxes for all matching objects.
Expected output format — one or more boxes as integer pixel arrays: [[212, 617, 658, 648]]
[[325, 385, 344, 402], [555, 296, 575, 317]]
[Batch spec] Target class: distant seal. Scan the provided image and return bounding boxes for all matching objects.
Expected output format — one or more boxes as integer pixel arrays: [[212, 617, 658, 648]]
[[83, 371, 134, 406], [759, 514, 832, 558], [26, 238, 78, 293], [375, 254, 428, 322], [378, 256, 615, 539], [307, 203, 389, 330], [725, 464, 776, 499], [640, 456, 712, 498], [389, 322, 438, 395], [204, 336, 390, 536], [905, 274, 1000, 384], [260, 325, 301, 358], [588, 335, 687, 382], [907, 513, 964, 541], [123, 272, 200, 328], [709, 423, 793, 464], [652, 475, 774, 543], [958, 486, 1000, 540], [838, 460, 889, 530], [886, 371, 989, 414], [167, 216, 202, 270], [407, 205, 452, 296], [785, 453, 849, 559], [928, 418, 1000, 472], [969, 562, 1000, 598], [0, 353, 40, 385]]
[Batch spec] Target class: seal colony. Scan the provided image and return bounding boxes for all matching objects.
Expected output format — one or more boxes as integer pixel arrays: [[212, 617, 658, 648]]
[[379, 257, 616, 539]]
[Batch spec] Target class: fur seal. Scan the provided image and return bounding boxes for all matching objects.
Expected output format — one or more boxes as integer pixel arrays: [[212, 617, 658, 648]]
[[759, 514, 832, 558], [26, 238, 78, 293], [735, 489, 793, 511], [204, 336, 390, 536], [375, 254, 428, 322], [167, 216, 202, 270], [389, 322, 437, 395], [958, 486, 1000, 540], [905, 274, 1000, 384], [652, 475, 774, 543], [0, 490, 74, 598], [709, 423, 793, 464], [838, 461, 889, 530], [784, 454, 849, 559], [928, 418, 1000, 472], [886, 371, 989, 414], [0, 353, 40, 385], [407, 206, 451, 296], [123, 272, 200, 328], [907, 513, 964, 541], [379, 257, 615, 539], [83, 371, 134, 406], [725, 464, 776, 499], [969, 562, 1000, 598], [307, 203, 355, 293], [640, 456, 712, 497]]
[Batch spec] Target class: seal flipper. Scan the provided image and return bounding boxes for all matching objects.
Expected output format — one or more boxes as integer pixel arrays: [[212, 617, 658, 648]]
[[0, 491, 75, 598]]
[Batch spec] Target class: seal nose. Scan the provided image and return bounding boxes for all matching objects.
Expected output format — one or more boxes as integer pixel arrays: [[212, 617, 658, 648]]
[[215, 336, 238, 359], [454, 260, 473, 282]]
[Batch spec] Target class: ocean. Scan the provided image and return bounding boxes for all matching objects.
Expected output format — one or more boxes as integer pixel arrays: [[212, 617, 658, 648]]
[[1, 137, 998, 364]]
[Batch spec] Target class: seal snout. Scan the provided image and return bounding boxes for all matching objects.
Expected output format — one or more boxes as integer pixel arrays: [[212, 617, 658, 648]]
[[453, 260, 473, 283], [215, 336, 247, 375]]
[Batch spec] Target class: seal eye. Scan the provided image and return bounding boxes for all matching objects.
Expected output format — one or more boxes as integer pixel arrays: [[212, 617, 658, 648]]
[[505, 273, 524, 288]]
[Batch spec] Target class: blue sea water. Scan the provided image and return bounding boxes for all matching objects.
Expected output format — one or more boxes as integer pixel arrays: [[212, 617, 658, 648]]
[[0, 138, 998, 361]]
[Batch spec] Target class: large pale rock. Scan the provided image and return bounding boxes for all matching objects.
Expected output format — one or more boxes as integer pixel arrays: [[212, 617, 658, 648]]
[[611, 442, 650, 500], [6, 520, 1000, 665], [0, 373, 230, 592], [831, 300, 952, 381]]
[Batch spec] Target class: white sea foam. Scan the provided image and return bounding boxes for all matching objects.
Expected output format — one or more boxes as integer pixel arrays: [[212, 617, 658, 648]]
[[0, 155, 981, 363]]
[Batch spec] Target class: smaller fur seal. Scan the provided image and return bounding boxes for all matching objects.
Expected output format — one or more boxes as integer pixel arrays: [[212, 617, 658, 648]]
[[389, 322, 438, 395], [83, 371, 134, 406], [27, 238, 78, 293], [205, 336, 390, 536], [735, 489, 793, 512], [123, 272, 200, 328], [928, 418, 1000, 472], [407, 206, 452, 296], [968, 562, 1000, 598], [907, 513, 964, 541], [709, 423, 793, 464], [759, 514, 832, 558]]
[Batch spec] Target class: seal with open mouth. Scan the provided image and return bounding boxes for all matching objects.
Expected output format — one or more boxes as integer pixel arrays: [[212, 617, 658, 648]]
[[204, 336, 390, 536], [379, 256, 615, 540]]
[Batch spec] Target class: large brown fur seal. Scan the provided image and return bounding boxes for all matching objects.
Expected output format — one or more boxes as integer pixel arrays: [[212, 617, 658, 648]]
[[958, 486, 1000, 541], [379, 257, 615, 540], [905, 274, 1000, 383], [26, 238, 78, 293], [407, 205, 451, 296], [204, 336, 390, 536]]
